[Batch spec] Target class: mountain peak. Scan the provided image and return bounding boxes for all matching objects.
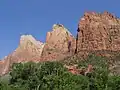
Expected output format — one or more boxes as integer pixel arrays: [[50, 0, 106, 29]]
[[1, 11, 120, 76], [20, 34, 44, 48], [52, 24, 72, 36], [41, 24, 76, 61]]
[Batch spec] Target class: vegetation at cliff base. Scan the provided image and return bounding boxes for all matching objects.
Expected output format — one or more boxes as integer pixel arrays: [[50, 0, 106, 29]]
[[0, 54, 120, 90]]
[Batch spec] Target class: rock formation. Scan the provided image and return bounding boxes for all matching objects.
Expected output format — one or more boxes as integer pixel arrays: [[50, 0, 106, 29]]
[[11, 35, 45, 62], [0, 55, 11, 75], [0, 35, 45, 75], [1, 11, 120, 76], [41, 24, 76, 61], [65, 64, 93, 75], [77, 11, 120, 52]]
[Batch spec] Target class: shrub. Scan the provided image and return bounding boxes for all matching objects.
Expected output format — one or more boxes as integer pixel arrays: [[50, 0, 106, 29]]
[[9, 61, 90, 90], [8, 55, 120, 90]]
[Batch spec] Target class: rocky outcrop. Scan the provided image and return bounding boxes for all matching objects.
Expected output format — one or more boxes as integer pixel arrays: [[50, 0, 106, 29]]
[[5, 35, 45, 63], [0, 35, 45, 75], [0, 55, 11, 75], [65, 64, 93, 75], [41, 24, 76, 61], [77, 11, 120, 52], [11, 35, 45, 62], [1, 11, 120, 76], [0, 24, 76, 75]]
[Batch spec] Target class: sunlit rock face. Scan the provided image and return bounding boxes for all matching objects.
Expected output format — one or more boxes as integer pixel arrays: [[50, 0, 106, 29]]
[[11, 35, 45, 62], [1, 11, 120, 76], [77, 11, 120, 52], [41, 24, 76, 61], [0, 35, 45, 75]]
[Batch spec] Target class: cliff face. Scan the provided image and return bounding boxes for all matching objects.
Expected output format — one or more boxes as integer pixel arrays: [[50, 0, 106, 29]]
[[0, 56, 10, 75], [77, 12, 120, 52], [0, 35, 45, 75], [1, 12, 120, 75], [0, 24, 76, 75], [11, 35, 45, 62], [41, 24, 76, 61]]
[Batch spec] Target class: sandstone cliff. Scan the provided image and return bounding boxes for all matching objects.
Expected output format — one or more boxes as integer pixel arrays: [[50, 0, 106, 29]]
[[0, 35, 45, 75], [0, 56, 10, 75], [11, 35, 45, 62], [1, 11, 120, 76], [41, 24, 76, 61], [77, 11, 120, 52]]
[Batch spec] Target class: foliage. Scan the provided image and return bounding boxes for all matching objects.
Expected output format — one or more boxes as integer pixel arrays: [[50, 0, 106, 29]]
[[0, 54, 120, 90], [0, 81, 27, 90], [77, 54, 120, 90], [107, 75, 120, 90], [9, 61, 90, 90]]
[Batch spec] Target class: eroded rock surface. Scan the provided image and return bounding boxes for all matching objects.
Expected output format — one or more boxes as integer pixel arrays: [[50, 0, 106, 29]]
[[1, 12, 120, 76], [12, 35, 45, 62], [41, 24, 76, 61], [0, 35, 45, 75], [77, 11, 120, 52]]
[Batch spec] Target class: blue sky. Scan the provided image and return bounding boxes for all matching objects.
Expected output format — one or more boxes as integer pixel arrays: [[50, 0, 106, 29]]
[[0, 0, 120, 59]]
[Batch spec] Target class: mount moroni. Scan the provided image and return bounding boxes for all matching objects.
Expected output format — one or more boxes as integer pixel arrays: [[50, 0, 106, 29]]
[[0, 11, 120, 75]]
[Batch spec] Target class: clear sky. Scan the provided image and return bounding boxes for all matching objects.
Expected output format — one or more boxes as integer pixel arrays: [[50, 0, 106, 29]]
[[0, 0, 120, 59]]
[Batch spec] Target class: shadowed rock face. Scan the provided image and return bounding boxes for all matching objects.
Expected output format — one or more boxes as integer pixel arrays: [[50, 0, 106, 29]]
[[77, 11, 120, 52], [41, 24, 76, 61]]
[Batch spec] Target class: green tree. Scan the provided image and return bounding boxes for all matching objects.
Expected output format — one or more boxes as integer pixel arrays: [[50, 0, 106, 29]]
[[9, 55, 120, 90]]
